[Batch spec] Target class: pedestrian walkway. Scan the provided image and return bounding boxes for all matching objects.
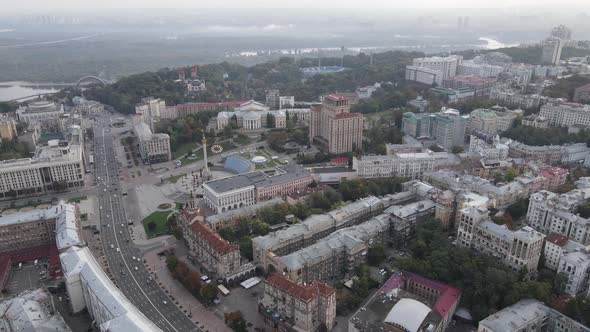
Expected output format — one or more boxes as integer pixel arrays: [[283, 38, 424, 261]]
[[143, 249, 232, 332]]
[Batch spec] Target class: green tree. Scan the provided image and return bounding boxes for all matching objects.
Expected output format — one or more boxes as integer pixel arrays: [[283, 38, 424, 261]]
[[166, 255, 178, 271], [367, 244, 386, 266], [199, 284, 218, 304]]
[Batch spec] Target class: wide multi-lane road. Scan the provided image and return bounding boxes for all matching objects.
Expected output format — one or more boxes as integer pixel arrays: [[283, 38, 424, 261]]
[[93, 114, 199, 332]]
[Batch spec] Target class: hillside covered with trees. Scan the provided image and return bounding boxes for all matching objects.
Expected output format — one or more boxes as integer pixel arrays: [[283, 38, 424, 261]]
[[83, 50, 424, 114]]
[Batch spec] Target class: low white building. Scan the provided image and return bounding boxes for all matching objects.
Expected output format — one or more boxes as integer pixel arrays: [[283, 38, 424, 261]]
[[16, 100, 65, 132], [60, 246, 162, 332], [134, 122, 171, 164], [478, 299, 590, 332], [353, 152, 436, 180]]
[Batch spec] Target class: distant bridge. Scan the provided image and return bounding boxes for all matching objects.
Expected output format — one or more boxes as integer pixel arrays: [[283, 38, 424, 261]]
[[76, 75, 107, 88]]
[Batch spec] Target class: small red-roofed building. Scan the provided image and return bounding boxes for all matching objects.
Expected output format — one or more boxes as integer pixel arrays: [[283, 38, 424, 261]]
[[259, 273, 336, 332], [178, 206, 241, 278]]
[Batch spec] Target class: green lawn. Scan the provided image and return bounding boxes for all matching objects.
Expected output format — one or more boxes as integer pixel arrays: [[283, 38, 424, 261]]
[[179, 140, 238, 166], [172, 142, 200, 160], [142, 211, 172, 238], [68, 196, 87, 203]]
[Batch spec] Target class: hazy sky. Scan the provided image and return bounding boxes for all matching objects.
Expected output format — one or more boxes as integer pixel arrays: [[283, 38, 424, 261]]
[[11, 0, 590, 10]]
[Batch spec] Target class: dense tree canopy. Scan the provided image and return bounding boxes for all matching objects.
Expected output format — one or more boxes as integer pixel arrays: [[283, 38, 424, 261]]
[[502, 126, 590, 146], [83, 50, 423, 113], [398, 219, 553, 321], [544, 75, 590, 101]]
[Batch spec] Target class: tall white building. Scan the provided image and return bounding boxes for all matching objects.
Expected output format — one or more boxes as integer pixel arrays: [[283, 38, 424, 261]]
[[544, 233, 590, 296], [0, 141, 85, 199], [457, 61, 504, 78], [133, 122, 171, 164], [457, 207, 545, 274], [405, 66, 443, 86], [527, 189, 590, 244], [539, 101, 590, 128], [542, 38, 564, 65], [412, 55, 462, 81], [135, 97, 166, 128]]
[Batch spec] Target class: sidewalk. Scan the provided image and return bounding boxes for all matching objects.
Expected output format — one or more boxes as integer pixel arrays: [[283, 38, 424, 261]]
[[143, 249, 232, 332]]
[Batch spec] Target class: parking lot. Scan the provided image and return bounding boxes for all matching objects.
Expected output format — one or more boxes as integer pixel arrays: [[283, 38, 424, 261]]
[[213, 283, 267, 331], [4, 261, 50, 296]]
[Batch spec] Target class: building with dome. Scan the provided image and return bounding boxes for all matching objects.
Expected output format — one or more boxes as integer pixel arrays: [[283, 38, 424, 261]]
[[16, 100, 65, 132]]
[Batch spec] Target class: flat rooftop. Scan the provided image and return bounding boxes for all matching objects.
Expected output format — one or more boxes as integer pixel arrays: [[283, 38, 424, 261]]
[[204, 164, 310, 194]]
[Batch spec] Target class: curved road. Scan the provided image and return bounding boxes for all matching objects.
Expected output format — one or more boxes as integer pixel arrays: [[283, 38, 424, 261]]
[[94, 114, 199, 332]]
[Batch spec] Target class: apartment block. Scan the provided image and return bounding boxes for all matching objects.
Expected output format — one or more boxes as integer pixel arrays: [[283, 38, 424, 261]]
[[401, 109, 467, 150], [309, 94, 363, 154], [527, 189, 590, 245], [544, 233, 590, 296], [252, 195, 406, 270], [178, 207, 240, 278], [406, 55, 462, 86], [457, 207, 545, 274], [259, 273, 336, 332], [468, 108, 517, 134], [540, 101, 590, 128], [0, 117, 17, 141], [478, 299, 590, 332], [133, 122, 171, 164]]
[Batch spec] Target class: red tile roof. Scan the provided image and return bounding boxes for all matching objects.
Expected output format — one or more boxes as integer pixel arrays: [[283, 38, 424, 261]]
[[311, 280, 336, 297], [403, 272, 461, 318], [545, 233, 569, 247], [189, 218, 239, 255], [265, 274, 334, 302], [181, 207, 205, 223]]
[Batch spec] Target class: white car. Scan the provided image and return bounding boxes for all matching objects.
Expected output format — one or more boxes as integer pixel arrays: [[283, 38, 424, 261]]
[[134, 267, 139, 271], [116, 248, 120, 252]]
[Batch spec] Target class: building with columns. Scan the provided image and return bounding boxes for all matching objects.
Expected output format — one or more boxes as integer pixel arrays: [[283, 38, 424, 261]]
[[215, 100, 290, 131]]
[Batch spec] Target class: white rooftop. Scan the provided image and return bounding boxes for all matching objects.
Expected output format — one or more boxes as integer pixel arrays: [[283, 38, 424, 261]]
[[384, 298, 431, 332], [0, 288, 72, 332], [60, 246, 162, 332]]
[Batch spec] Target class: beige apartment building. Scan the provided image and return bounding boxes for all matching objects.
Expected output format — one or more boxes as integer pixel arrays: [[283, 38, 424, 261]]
[[457, 207, 545, 274], [259, 273, 336, 332], [0, 117, 17, 141], [178, 207, 241, 278], [309, 94, 363, 154]]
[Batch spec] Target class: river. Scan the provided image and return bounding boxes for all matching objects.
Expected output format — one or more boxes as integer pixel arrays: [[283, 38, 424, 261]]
[[0, 82, 65, 102]]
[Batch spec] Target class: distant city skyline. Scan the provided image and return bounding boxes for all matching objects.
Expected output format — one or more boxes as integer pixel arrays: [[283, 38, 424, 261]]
[[8, 0, 590, 11]]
